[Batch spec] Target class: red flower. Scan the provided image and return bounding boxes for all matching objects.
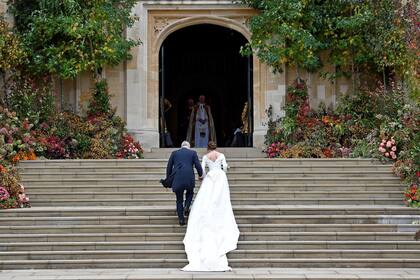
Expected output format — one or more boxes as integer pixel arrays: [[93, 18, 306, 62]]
[[322, 148, 333, 158], [22, 120, 31, 130]]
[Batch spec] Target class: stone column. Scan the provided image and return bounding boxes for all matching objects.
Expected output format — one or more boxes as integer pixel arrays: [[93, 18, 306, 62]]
[[126, 3, 160, 150]]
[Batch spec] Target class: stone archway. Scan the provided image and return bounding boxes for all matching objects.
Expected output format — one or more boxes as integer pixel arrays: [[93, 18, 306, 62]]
[[146, 10, 268, 148], [154, 16, 252, 50], [158, 23, 253, 147]]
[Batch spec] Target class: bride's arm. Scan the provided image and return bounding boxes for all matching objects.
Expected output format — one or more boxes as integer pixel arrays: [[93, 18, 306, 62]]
[[201, 156, 207, 176], [221, 154, 228, 172]]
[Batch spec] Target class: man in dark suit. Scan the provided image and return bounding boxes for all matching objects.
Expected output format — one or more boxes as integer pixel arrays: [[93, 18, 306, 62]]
[[166, 141, 203, 226]]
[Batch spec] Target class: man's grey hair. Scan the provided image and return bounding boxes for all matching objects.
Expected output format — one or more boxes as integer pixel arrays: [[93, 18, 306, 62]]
[[181, 141, 191, 148]]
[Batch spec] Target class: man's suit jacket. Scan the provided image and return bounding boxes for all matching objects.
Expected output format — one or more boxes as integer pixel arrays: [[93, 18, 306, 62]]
[[166, 148, 203, 192]]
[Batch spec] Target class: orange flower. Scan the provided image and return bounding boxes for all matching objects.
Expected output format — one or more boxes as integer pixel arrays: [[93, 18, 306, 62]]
[[28, 151, 37, 160], [11, 154, 20, 163]]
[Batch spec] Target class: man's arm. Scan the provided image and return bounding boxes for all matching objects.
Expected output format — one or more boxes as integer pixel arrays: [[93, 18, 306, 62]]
[[166, 153, 174, 178], [193, 152, 203, 178]]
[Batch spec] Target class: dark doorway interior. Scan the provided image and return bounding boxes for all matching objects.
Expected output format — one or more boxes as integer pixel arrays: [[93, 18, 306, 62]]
[[159, 24, 253, 147]]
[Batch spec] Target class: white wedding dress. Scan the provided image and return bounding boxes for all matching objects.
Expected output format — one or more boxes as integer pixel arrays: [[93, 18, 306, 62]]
[[182, 153, 240, 271]]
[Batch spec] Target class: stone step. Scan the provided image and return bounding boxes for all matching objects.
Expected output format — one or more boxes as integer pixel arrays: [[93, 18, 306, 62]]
[[28, 197, 405, 207], [145, 148, 266, 158], [18, 159, 385, 167], [1, 231, 416, 242], [20, 171, 395, 180], [18, 164, 393, 173], [5, 158, 417, 272], [2, 241, 420, 252], [21, 177, 401, 186], [26, 191, 404, 200], [3, 206, 418, 217], [21, 171, 399, 183], [2, 268, 420, 280], [2, 258, 420, 270], [2, 249, 420, 261], [2, 224, 418, 234], [23, 183, 405, 193], [2, 215, 419, 226]]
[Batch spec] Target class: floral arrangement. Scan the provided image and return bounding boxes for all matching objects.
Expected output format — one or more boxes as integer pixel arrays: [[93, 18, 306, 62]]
[[266, 142, 287, 158], [265, 81, 419, 207], [116, 134, 144, 159], [405, 184, 419, 208], [0, 107, 35, 209], [0, 162, 30, 209], [0, 78, 145, 209], [0, 186, 10, 201], [264, 81, 344, 159], [0, 108, 39, 163], [44, 135, 68, 159], [17, 185, 29, 204], [378, 137, 397, 160]]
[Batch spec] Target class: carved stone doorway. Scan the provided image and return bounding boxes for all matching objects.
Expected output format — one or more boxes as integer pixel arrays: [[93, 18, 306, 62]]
[[158, 24, 253, 148]]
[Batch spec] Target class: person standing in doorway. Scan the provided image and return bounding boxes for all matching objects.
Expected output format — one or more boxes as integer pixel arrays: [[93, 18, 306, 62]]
[[186, 95, 216, 148]]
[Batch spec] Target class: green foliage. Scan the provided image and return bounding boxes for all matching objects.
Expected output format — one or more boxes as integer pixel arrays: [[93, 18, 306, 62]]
[[239, 0, 419, 92], [0, 196, 18, 209], [74, 133, 92, 155], [366, 1, 408, 72], [239, 0, 323, 72], [282, 81, 308, 142], [0, 17, 27, 105], [264, 105, 283, 146], [8, 0, 140, 79], [7, 74, 55, 126], [0, 17, 26, 73], [88, 79, 112, 117], [350, 137, 379, 158]]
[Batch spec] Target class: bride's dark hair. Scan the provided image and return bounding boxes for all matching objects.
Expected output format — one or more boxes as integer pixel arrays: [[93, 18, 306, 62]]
[[207, 141, 217, 151]]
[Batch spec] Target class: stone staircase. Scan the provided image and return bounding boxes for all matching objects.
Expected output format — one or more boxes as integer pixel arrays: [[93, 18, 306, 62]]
[[1, 155, 420, 271]]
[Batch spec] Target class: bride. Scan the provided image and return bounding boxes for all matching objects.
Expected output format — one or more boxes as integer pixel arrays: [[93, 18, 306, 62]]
[[182, 141, 240, 271]]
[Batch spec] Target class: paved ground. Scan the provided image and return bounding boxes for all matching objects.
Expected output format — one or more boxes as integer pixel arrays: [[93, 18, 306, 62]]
[[1, 268, 420, 280]]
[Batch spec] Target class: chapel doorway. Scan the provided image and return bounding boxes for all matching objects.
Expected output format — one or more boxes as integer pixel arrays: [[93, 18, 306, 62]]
[[159, 24, 253, 148]]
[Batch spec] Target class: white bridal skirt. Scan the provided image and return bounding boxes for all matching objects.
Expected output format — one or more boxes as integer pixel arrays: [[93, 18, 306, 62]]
[[182, 169, 240, 272]]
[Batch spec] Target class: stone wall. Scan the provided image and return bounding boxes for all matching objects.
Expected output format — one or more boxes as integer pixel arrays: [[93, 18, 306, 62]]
[[59, 67, 126, 119], [0, 0, 8, 18]]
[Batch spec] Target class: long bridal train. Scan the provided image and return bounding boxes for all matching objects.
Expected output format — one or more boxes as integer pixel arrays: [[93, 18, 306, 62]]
[[182, 153, 240, 271]]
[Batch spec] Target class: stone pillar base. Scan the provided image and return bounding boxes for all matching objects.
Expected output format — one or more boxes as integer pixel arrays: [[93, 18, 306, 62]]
[[131, 128, 266, 150], [253, 129, 266, 149], [128, 129, 160, 151]]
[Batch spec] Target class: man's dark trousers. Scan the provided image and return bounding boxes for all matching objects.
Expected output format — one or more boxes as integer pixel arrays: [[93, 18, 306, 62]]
[[175, 188, 194, 221]]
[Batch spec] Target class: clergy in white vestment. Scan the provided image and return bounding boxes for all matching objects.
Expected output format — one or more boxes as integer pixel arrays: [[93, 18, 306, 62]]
[[186, 95, 216, 148]]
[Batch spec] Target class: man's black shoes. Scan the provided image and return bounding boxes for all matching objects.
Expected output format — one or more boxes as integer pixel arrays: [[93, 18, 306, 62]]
[[179, 219, 186, 226]]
